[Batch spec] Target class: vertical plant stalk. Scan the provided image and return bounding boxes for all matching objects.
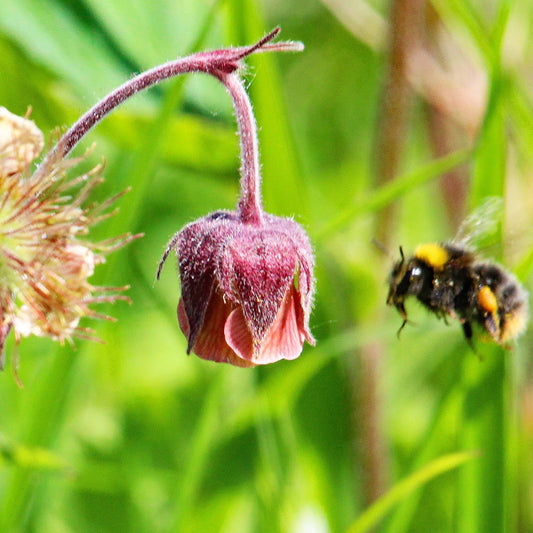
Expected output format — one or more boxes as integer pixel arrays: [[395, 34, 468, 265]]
[[349, 342, 388, 505], [352, 0, 425, 507], [457, 350, 507, 533], [373, 0, 423, 246], [458, 19, 510, 527], [423, 5, 468, 230]]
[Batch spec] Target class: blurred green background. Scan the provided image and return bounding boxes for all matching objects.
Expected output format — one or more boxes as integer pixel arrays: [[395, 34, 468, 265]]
[[1, 0, 533, 532]]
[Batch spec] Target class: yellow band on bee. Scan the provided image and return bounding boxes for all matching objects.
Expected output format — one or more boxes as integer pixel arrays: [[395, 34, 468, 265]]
[[478, 285, 498, 314], [501, 308, 528, 342], [414, 243, 449, 269]]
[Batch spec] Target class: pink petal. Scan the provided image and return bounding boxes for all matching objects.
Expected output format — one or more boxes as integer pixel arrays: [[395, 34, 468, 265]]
[[292, 284, 316, 346], [179, 294, 255, 368], [223, 308, 254, 360], [224, 285, 306, 364]]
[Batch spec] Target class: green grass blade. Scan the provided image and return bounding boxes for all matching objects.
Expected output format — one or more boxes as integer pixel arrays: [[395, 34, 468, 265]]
[[0, 0, 128, 97], [0, 438, 67, 472], [457, 8, 510, 530], [171, 372, 228, 530], [384, 383, 465, 533], [347, 452, 476, 533], [431, 0, 494, 66], [470, 83, 506, 207], [456, 348, 508, 533], [0, 347, 77, 532], [317, 148, 471, 238]]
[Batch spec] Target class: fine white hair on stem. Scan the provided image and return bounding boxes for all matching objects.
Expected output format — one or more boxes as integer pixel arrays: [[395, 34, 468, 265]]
[[32, 28, 303, 182]]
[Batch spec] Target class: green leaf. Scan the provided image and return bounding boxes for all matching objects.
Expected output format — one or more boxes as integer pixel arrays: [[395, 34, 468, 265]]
[[0, 0, 128, 97], [82, 0, 210, 68], [0, 438, 67, 472]]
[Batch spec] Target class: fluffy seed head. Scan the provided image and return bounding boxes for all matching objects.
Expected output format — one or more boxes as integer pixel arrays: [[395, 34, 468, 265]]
[[0, 107, 136, 363]]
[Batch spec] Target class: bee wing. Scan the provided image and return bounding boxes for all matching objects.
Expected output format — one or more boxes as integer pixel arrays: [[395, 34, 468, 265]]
[[453, 196, 504, 249]]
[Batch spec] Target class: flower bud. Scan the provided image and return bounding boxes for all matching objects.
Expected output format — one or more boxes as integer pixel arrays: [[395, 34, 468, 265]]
[[159, 211, 315, 366], [153, 30, 315, 366]]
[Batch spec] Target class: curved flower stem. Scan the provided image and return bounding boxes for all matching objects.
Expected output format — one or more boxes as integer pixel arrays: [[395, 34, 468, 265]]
[[216, 71, 263, 224], [32, 27, 303, 187]]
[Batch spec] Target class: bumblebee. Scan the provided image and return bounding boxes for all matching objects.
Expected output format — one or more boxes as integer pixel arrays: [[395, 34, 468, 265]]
[[387, 242, 529, 345]]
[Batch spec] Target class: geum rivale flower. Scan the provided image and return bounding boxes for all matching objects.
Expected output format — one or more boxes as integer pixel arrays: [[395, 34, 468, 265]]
[[3, 28, 314, 370], [157, 29, 315, 366]]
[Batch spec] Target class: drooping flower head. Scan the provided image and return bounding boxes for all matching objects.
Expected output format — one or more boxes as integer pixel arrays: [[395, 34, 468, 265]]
[[158, 211, 315, 367], [0, 107, 136, 369], [2, 28, 313, 372], [157, 30, 316, 366]]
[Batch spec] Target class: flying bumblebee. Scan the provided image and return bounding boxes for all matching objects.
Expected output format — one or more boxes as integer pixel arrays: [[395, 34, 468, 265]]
[[387, 201, 529, 346]]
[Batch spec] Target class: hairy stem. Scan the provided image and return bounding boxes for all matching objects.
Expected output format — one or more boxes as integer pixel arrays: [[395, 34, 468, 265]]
[[33, 28, 303, 187], [216, 71, 263, 224]]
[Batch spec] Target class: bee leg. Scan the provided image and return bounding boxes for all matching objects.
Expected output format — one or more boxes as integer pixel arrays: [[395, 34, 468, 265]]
[[461, 321, 476, 351], [483, 313, 499, 341], [396, 303, 409, 338], [397, 318, 408, 338]]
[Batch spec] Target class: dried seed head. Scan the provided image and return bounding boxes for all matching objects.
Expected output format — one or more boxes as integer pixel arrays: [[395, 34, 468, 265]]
[[0, 107, 136, 364]]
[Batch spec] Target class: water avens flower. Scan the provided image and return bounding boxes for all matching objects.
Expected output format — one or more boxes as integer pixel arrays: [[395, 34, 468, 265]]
[[3, 28, 313, 370], [156, 30, 316, 366], [159, 211, 315, 367]]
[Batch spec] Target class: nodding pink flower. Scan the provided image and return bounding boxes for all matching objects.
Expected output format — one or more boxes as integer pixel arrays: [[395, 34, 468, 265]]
[[159, 211, 315, 367], [157, 30, 316, 366], [17, 28, 314, 369]]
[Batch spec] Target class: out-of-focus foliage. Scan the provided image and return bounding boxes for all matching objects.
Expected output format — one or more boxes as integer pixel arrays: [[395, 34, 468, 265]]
[[0, 0, 533, 532]]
